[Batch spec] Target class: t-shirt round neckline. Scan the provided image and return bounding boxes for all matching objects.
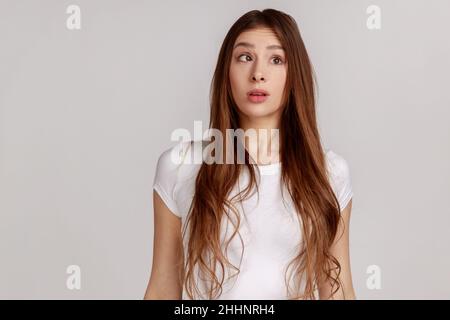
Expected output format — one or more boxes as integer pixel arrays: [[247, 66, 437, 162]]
[[252, 161, 282, 175]]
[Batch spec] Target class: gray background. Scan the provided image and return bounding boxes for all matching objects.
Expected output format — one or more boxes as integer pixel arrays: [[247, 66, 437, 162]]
[[1, 0, 449, 299]]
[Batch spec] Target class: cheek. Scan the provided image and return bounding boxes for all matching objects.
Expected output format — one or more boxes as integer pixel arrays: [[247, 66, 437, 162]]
[[229, 66, 246, 95], [273, 70, 287, 97], [230, 64, 241, 79]]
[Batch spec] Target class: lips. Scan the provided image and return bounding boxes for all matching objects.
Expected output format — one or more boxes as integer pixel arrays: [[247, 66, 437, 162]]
[[247, 89, 269, 103], [247, 89, 269, 97]]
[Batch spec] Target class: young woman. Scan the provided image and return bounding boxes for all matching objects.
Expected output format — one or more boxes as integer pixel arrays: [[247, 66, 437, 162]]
[[144, 8, 356, 300]]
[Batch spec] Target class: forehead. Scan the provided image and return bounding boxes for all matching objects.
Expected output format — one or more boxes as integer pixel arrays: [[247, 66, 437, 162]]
[[233, 27, 282, 48]]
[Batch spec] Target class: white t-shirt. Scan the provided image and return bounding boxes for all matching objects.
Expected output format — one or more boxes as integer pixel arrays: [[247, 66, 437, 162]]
[[152, 140, 353, 300]]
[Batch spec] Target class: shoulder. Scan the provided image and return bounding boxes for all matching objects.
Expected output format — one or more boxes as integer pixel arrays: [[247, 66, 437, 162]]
[[153, 140, 204, 218], [154, 139, 207, 186], [156, 140, 193, 169], [324, 148, 353, 211], [324, 149, 351, 182], [155, 139, 207, 168]]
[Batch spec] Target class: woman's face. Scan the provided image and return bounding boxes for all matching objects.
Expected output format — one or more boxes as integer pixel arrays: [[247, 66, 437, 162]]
[[229, 27, 287, 123]]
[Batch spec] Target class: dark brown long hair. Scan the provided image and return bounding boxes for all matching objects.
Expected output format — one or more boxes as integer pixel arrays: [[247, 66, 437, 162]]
[[180, 8, 344, 300]]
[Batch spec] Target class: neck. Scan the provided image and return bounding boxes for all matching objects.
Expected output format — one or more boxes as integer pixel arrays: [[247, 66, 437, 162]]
[[238, 114, 281, 165]]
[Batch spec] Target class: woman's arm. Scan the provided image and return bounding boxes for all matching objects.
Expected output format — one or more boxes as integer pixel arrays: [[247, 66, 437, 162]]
[[318, 199, 357, 300], [144, 191, 184, 299]]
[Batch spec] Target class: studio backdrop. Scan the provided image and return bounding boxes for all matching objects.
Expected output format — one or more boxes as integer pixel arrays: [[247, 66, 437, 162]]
[[1, 0, 449, 299]]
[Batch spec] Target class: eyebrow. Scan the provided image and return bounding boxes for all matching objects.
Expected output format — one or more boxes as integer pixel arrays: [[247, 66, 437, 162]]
[[233, 42, 285, 51]]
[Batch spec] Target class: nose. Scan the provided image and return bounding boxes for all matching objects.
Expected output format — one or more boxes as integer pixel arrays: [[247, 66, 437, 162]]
[[252, 74, 265, 82], [251, 62, 266, 83]]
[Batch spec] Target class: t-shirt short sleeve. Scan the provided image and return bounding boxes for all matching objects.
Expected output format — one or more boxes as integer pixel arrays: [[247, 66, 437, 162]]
[[152, 141, 189, 218], [325, 150, 354, 212]]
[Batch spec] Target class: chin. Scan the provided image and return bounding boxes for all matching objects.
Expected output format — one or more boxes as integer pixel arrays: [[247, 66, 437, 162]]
[[238, 104, 280, 119]]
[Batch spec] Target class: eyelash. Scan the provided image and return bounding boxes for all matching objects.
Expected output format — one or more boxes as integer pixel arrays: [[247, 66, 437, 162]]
[[237, 53, 285, 65]]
